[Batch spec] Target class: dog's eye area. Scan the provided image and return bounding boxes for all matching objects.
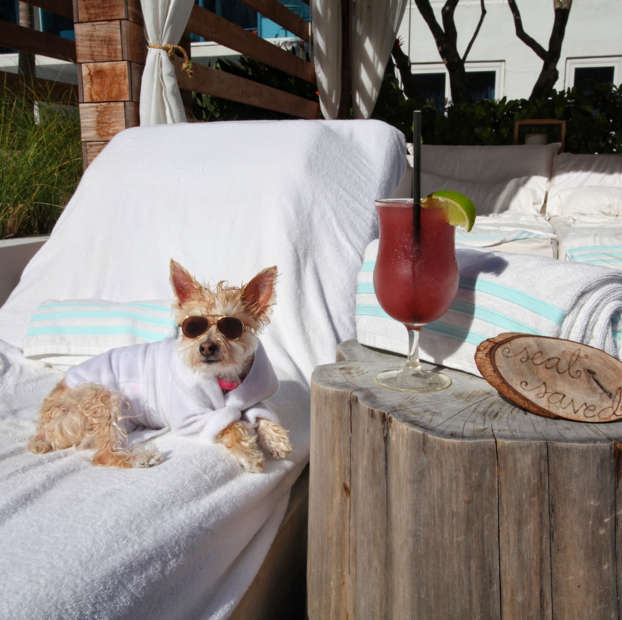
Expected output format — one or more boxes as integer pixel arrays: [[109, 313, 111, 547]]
[[216, 317, 244, 340], [182, 316, 209, 339]]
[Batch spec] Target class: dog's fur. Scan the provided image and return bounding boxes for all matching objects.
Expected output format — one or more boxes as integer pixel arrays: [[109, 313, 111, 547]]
[[27, 261, 292, 472]]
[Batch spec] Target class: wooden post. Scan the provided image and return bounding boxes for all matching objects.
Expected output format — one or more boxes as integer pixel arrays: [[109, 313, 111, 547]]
[[74, 0, 145, 168]]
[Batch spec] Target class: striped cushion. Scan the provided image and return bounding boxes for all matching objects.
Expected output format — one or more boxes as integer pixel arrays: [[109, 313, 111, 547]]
[[566, 244, 622, 269], [24, 300, 177, 368]]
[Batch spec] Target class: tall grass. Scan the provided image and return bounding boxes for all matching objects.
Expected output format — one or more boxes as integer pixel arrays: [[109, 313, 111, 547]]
[[0, 84, 82, 239]]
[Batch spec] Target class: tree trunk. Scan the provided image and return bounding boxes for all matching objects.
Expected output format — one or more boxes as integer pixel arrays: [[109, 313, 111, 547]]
[[18, 2, 36, 83], [530, 57, 560, 99]]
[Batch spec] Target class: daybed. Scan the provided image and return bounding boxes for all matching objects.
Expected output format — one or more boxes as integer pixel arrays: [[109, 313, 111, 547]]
[[0, 119, 406, 619]]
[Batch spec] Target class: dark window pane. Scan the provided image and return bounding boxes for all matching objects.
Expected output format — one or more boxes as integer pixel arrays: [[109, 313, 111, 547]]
[[465, 71, 495, 102], [574, 66, 615, 91], [0, 0, 18, 53], [193, 0, 258, 41], [40, 10, 74, 40], [412, 72, 445, 110]]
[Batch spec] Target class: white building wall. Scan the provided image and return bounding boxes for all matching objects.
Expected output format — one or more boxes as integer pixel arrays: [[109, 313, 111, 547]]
[[396, 0, 622, 102]]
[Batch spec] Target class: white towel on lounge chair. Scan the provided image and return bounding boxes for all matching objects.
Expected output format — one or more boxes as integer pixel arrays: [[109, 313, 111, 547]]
[[356, 241, 622, 376]]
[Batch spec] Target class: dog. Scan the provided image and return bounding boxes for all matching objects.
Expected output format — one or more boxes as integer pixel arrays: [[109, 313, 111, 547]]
[[27, 260, 292, 473]]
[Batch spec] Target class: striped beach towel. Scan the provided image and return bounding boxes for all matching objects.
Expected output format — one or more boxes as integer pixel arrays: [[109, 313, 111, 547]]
[[356, 240, 622, 377], [24, 299, 177, 369]]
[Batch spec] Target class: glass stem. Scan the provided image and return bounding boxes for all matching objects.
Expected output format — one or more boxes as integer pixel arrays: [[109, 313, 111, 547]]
[[406, 327, 422, 372]]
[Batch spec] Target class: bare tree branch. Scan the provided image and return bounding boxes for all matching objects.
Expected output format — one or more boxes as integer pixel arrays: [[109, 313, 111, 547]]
[[506, 0, 548, 61], [463, 0, 487, 63], [441, 0, 460, 47], [413, 0, 447, 45]]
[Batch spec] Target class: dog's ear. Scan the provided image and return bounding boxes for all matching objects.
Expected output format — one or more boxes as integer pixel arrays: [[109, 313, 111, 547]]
[[170, 259, 201, 305], [242, 266, 277, 319]]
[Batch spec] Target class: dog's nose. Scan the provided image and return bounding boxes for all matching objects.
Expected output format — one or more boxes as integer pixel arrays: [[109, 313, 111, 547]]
[[200, 342, 218, 357]]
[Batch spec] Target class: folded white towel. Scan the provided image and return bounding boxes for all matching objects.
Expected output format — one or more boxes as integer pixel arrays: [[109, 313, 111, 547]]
[[357, 241, 622, 376], [23, 299, 177, 369], [455, 213, 556, 248]]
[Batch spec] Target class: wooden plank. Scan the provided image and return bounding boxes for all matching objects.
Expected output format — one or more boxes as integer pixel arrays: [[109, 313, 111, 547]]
[[126, 0, 143, 25], [124, 100, 138, 127], [75, 21, 122, 63], [121, 19, 146, 64], [350, 399, 388, 618], [81, 61, 130, 102], [77, 0, 125, 21], [186, 4, 314, 84], [0, 20, 76, 63], [549, 442, 618, 620], [236, 0, 310, 42], [0, 70, 77, 104], [18, 0, 73, 19], [388, 428, 500, 618], [130, 61, 142, 102], [308, 380, 352, 620], [79, 101, 126, 141], [82, 140, 108, 168], [175, 59, 319, 120], [498, 440, 552, 620]]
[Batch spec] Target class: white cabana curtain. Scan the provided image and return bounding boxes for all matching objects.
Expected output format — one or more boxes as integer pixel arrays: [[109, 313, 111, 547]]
[[311, 0, 342, 120], [351, 0, 407, 119], [311, 0, 407, 119], [139, 0, 195, 126]]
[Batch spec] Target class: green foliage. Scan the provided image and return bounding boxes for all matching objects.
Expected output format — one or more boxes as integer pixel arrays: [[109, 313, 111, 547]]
[[0, 86, 82, 239], [371, 73, 622, 154], [192, 53, 319, 122]]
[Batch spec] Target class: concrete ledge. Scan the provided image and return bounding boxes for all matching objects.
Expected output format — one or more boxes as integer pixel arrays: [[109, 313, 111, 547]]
[[0, 236, 48, 307]]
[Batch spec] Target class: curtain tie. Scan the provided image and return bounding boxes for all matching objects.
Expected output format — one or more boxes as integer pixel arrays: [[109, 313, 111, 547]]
[[148, 43, 193, 78]]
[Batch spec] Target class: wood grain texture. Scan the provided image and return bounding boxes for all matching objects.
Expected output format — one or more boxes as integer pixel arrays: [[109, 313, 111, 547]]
[[497, 440, 552, 620], [187, 4, 315, 84], [0, 70, 77, 103], [549, 442, 618, 620], [121, 19, 146, 64], [175, 59, 319, 119], [75, 21, 122, 63], [81, 61, 130, 102], [82, 140, 108, 167], [236, 0, 310, 41], [0, 20, 76, 62], [130, 60, 142, 102], [476, 333, 622, 423], [308, 339, 622, 619], [77, 0, 126, 21], [18, 0, 73, 19], [308, 382, 352, 620], [79, 101, 125, 141]]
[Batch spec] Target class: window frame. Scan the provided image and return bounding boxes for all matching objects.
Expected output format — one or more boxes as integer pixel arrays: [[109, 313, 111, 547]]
[[564, 56, 622, 90], [407, 60, 505, 103]]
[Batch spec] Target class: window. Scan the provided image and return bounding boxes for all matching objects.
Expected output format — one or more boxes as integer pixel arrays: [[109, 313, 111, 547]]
[[191, 0, 258, 42], [565, 57, 621, 90], [412, 72, 446, 110], [257, 0, 310, 39], [408, 62, 504, 106], [40, 9, 74, 41], [465, 71, 495, 102], [0, 0, 17, 54]]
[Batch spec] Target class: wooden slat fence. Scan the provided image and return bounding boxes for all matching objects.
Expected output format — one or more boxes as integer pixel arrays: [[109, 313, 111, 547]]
[[0, 0, 78, 104], [3, 0, 318, 166]]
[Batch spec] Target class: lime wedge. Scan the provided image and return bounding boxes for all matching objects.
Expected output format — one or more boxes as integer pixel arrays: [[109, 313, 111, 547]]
[[422, 190, 477, 232]]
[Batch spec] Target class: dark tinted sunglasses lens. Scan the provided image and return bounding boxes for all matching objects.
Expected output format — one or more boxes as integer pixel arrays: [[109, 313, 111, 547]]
[[182, 316, 209, 339], [217, 317, 244, 340]]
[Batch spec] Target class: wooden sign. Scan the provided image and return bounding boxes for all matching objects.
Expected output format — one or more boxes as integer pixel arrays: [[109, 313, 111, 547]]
[[475, 332, 622, 423]]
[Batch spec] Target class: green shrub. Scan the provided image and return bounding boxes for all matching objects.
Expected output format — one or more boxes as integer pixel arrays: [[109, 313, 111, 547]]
[[0, 85, 82, 239], [371, 70, 622, 154]]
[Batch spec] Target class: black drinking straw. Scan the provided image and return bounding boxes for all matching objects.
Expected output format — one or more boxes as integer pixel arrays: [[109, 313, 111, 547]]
[[412, 111, 422, 243]]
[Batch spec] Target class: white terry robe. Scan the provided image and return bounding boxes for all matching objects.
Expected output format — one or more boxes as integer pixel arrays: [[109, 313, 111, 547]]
[[64, 338, 281, 443]]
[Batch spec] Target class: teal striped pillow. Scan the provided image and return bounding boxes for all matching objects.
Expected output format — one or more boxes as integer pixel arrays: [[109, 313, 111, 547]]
[[24, 299, 178, 367]]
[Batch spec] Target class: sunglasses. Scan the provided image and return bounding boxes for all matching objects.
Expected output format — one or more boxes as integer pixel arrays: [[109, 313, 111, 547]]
[[180, 315, 250, 341]]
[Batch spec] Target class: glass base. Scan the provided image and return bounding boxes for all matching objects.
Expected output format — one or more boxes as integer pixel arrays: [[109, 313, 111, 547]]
[[376, 367, 452, 393]]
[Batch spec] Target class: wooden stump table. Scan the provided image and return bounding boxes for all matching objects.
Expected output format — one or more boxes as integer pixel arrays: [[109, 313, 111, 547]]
[[308, 340, 622, 620]]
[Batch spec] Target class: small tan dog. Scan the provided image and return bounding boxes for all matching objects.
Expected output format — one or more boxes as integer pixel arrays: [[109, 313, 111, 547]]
[[27, 260, 292, 472]]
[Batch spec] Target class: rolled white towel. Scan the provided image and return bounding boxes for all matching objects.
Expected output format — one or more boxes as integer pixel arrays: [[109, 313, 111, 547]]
[[356, 241, 622, 376]]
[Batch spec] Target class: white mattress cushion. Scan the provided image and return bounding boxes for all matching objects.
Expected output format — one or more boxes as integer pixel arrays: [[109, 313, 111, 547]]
[[548, 153, 622, 215], [421, 172, 545, 215], [547, 186, 622, 219], [420, 143, 560, 184]]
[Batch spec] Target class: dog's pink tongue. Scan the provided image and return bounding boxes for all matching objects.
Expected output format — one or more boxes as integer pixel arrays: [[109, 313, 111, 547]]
[[218, 378, 240, 391]]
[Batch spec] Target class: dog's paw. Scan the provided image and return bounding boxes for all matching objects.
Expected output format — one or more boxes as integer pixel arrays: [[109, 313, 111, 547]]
[[27, 435, 53, 455], [256, 418, 292, 460], [132, 444, 162, 468], [239, 448, 265, 473]]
